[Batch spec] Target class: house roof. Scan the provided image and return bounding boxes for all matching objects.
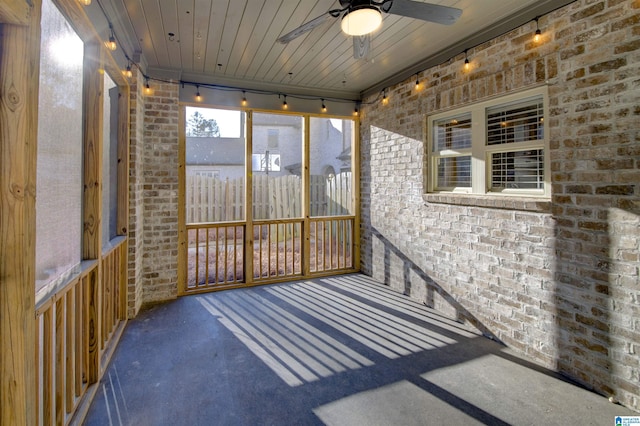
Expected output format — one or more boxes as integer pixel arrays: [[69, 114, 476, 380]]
[[186, 137, 244, 165]]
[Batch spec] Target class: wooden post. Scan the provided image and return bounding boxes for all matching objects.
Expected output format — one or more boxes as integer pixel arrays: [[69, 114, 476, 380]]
[[0, 1, 41, 424], [178, 106, 187, 294], [302, 116, 311, 276], [244, 111, 253, 284], [82, 41, 103, 384], [352, 119, 361, 271]]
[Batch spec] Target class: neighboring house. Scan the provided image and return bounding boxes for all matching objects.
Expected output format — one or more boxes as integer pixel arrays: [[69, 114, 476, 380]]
[[186, 137, 244, 180], [186, 112, 351, 180]]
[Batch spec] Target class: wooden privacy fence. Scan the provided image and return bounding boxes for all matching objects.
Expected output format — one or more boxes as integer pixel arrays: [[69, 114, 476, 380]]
[[186, 172, 352, 223]]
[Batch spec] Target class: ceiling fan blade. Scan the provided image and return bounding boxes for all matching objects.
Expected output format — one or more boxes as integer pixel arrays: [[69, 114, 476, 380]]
[[277, 12, 334, 44], [353, 34, 371, 60], [386, 0, 462, 25]]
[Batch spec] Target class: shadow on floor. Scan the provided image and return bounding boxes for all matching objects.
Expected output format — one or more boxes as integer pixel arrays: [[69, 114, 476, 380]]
[[84, 274, 633, 425]]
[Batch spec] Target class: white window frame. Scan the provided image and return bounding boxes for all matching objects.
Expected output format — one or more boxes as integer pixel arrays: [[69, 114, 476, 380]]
[[427, 86, 550, 197]]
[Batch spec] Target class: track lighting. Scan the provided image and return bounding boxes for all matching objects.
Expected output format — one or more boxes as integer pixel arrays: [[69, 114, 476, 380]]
[[105, 23, 117, 51], [321, 99, 327, 113], [195, 86, 202, 102], [534, 17, 542, 43], [464, 49, 470, 71]]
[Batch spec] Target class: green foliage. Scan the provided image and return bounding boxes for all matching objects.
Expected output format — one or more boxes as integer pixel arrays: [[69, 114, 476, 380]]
[[186, 111, 220, 137]]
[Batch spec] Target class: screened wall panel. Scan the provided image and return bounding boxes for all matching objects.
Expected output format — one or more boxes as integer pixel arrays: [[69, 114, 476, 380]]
[[252, 112, 303, 220], [35, 0, 84, 293], [309, 118, 353, 217], [185, 107, 246, 223]]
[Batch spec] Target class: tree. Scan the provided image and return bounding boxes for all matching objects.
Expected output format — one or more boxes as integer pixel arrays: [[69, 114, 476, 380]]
[[186, 111, 220, 137]]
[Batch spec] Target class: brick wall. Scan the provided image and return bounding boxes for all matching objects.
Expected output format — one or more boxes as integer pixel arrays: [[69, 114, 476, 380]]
[[126, 69, 145, 318], [139, 81, 180, 304], [360, 0, 639, 410]]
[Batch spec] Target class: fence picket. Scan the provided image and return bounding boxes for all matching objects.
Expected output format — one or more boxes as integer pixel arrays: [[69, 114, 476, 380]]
[[186, 172, 351, 223]]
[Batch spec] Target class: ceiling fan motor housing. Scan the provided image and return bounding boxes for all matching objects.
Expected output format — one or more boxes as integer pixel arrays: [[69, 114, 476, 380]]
[[341, 2, 384, 36]]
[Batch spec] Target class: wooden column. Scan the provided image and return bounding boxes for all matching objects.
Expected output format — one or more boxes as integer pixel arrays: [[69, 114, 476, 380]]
[[244, 111, 254, 284], [178, 105, 186, 294], [302, 116, 311, 276], [82, 41, 103, 384], [117, 86, 129, 318], [0, 0, 41, 424]]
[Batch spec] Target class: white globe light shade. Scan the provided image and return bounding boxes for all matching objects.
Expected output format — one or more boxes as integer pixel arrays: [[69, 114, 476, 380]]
[[341, 7, 382, 36]]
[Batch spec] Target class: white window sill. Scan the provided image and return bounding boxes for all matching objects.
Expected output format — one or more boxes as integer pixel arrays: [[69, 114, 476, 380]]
[[423, 193, 551, 213]]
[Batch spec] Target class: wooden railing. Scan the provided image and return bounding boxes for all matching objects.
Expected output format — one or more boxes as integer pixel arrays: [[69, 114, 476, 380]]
[[186, 222, 246, 291], [35, 237, 127, 425], [253, 219, 304, 282], [309, 216, 354, 273], [184, 216, 355, 292]]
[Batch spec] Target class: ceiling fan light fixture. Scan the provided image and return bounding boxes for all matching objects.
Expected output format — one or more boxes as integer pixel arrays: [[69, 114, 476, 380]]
[[341, 6, 382, 36]]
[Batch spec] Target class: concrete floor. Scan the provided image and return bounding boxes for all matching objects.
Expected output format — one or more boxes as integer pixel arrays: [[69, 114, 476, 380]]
[[84, 274, 635, 425]]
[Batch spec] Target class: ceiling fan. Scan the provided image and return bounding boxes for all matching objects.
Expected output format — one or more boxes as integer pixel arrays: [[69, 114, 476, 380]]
[[277, 0, 463, 54]]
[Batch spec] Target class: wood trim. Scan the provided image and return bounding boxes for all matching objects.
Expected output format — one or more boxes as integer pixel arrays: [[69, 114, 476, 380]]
[[244, 110, 254, 285], [0, 0, 40, 422], [352, 118, 361, 270], [82, 40, 103, 387], [82, 40, 104, 260], [0, 0, 30, 25], [302, 115, 311, 276], [178, 105, 187, 294], [117, 85, 130, 236]]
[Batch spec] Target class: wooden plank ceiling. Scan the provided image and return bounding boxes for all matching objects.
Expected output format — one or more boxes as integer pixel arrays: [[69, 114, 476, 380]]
[[102, 0, 569, 99]]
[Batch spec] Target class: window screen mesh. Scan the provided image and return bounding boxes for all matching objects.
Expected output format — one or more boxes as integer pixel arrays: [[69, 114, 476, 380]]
[[491, 149, 544, 190], [487, 98, 544, 145], [36, 0, 84, 292]]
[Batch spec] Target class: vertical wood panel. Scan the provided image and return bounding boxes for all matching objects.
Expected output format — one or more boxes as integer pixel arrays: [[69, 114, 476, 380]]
[[76, 275, 84, 396], [352, 119, 361, 270], [116, 86, 130, 236], [82, 41, 103, 259], [0, 0, 40, 423], [119, 244, 127, 320], [42, 309, 53, 425], [244, 111, 253, 284], [86, 269, 99, 384], [66, 288, 76, 413], [55, 299, 64, 424], [302, 116, 311, 276], [82, 40, 103, 386], [178, 106, 187, 294]]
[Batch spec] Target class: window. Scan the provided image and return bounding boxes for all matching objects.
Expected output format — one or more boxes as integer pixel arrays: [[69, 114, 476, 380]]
[[193, 169, 219, 179], [267, 128, 279, 148], [428, 86, 549, 197]]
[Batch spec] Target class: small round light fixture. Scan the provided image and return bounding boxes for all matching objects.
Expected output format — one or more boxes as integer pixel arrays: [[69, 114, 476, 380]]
[[341, 6, 382, 36]]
